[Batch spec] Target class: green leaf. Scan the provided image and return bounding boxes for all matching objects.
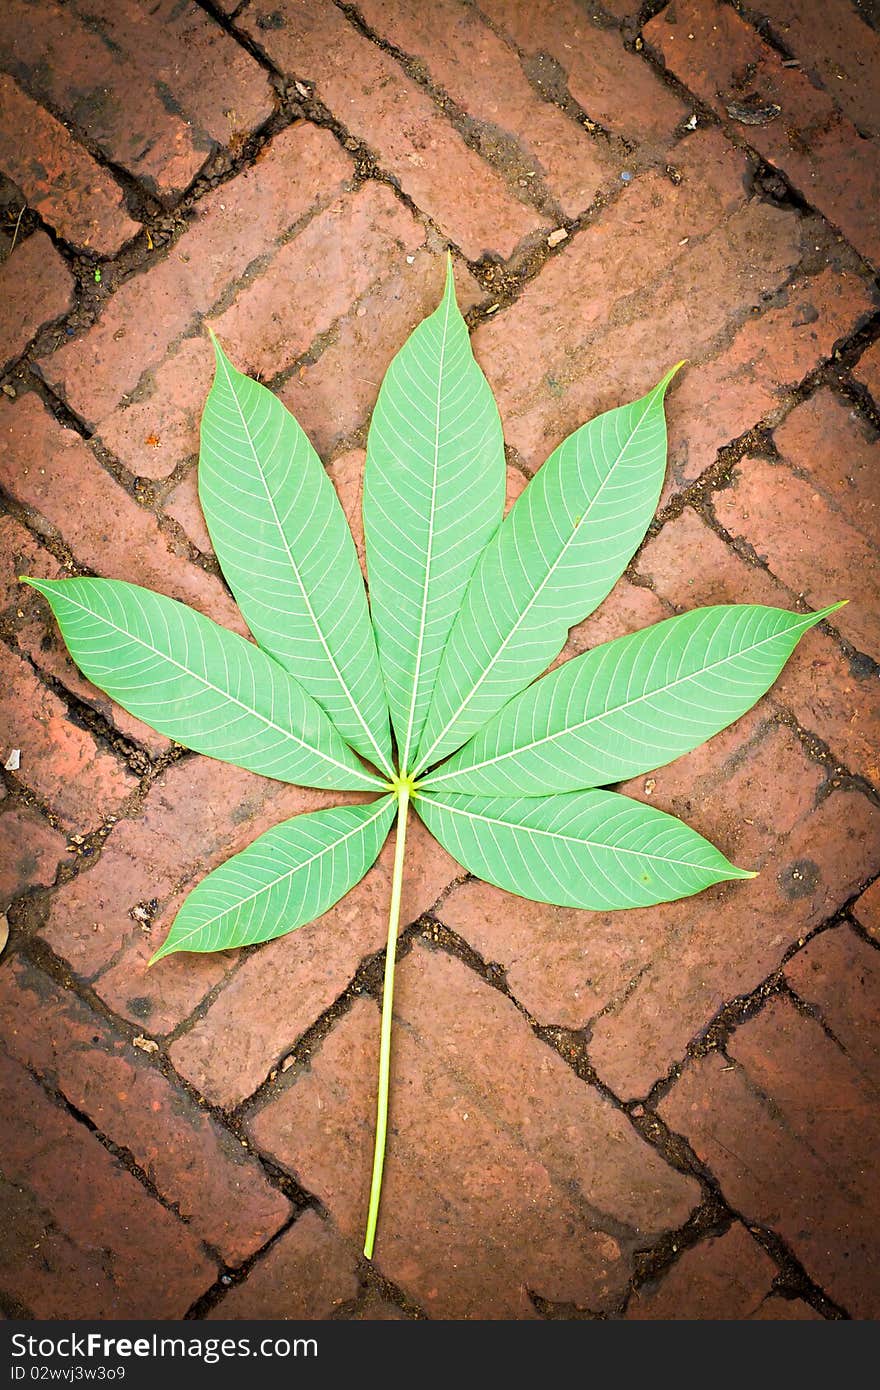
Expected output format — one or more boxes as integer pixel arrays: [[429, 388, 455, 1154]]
[[422, 603, 843, 796], [416, 788, 754, 911], [200, 338, 393, 776], [24, 577, 383, 792], [363, 256, 505, 773], [414, 369, 679, 774], [151, 796, 396, 960]]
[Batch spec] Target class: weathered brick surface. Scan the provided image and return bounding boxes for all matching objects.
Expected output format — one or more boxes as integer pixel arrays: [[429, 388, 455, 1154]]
[[0, 75, 139, 253], [854, 339, 880, 401], [0, 954, 290, 1265], [785, 925, 880, 1084], [0, 231, 74, 370], [714, 456, 879, 660], [169, 815, 459, 1107], [207, 1211, 358, 1319], [664, 269, 875, 495], [0, 804, 66, 903], [660, 997, 880, 1316], [480, 0, 686, 144], [645, 0, 880, 266], [587, 782, 880, 1098], [0, 0, 274, 204], [472, 133, 804, 470], [39, 124, 354, 426], [0, 1050, 215, 1318], [355, 0, 613, 217], [0, 393, 244, 633], [746, 0, 880, 137], [637, 508, 880, 787], [853, 879, 880, 940], [100, 181, 426, 481], [250, 944, 699, 1318], [773, 388, 879, 543], [240, 1, 544, 260], [0, 645, 135, 833], [625, 1224, 777, 1320]]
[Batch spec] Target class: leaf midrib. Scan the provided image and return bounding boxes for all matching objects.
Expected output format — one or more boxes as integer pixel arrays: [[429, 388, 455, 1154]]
[[399, 286, 453, 773], [414, 387, 661, 774], [214, 352, 394, 780], [53, 585, 381, 789], [423, 610, 814, 786]]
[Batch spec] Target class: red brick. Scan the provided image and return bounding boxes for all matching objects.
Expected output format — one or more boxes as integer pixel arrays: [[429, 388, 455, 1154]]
[[39, 123, 353, 425], [161, 471, 213, 555], [0, 646, 135, 832], [637, 508, 880, 786], [751, 1295, 822, 1320], [440, 716, 810, 1035], [43, 756, 335, 1002], [750, 0, 880, 138], [714, 456, 879, 659], [0, 0, 274, 205], [664, 269, 875, 497], [588, 783, 880, 1097], [0, 954, 290, 1264], [479, 0, 686, 144], [785, 925, 880, 1085], [169, 814, 458, 1107], [356, 0, 613, 217], [0, 231, 74, 370], [0, 1051, 215, 1318], [0, 804, 66, 902], [645, 0, 880, 266], [240, 1, 543, 261], [0, 393, 244, 634], [472, 134, 803, 469], [774, 389, 879, 543], [207, 1211, 358, 1319], [854, 339, 880, 402], [249, 943, 699, 1317], [0, 513, 59, 610], [661, 998, 880, 1316], [625, 1224, 777, 1320], [853, 878, 880, 940], [281, 248, 483, 457], [0, 75, 139, 254], [100, 182, 425, 481]]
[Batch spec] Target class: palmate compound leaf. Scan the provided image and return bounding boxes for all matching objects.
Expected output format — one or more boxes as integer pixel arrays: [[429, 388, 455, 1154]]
[[421, 602, 845, 796], [413, 367, 681, 776], [363, 256, 506, 773], [23, 577, 383, 793], [24, 255, 841, 1262], [199, 337, 394, 778], [150, 796, 396, 961], [415, 789, 756, 912]]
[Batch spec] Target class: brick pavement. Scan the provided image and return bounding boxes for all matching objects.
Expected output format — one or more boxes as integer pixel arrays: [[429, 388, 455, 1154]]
[[0, 0, 878, 1320]]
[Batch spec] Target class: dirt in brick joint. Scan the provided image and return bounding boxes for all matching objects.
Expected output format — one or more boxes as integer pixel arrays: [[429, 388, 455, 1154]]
[[1, 0, 879, 1323]]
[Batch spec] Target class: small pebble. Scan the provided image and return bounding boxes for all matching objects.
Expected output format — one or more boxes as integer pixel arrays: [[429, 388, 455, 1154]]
[[547, 227, 568, 248], [4, 748, 21, 771]]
